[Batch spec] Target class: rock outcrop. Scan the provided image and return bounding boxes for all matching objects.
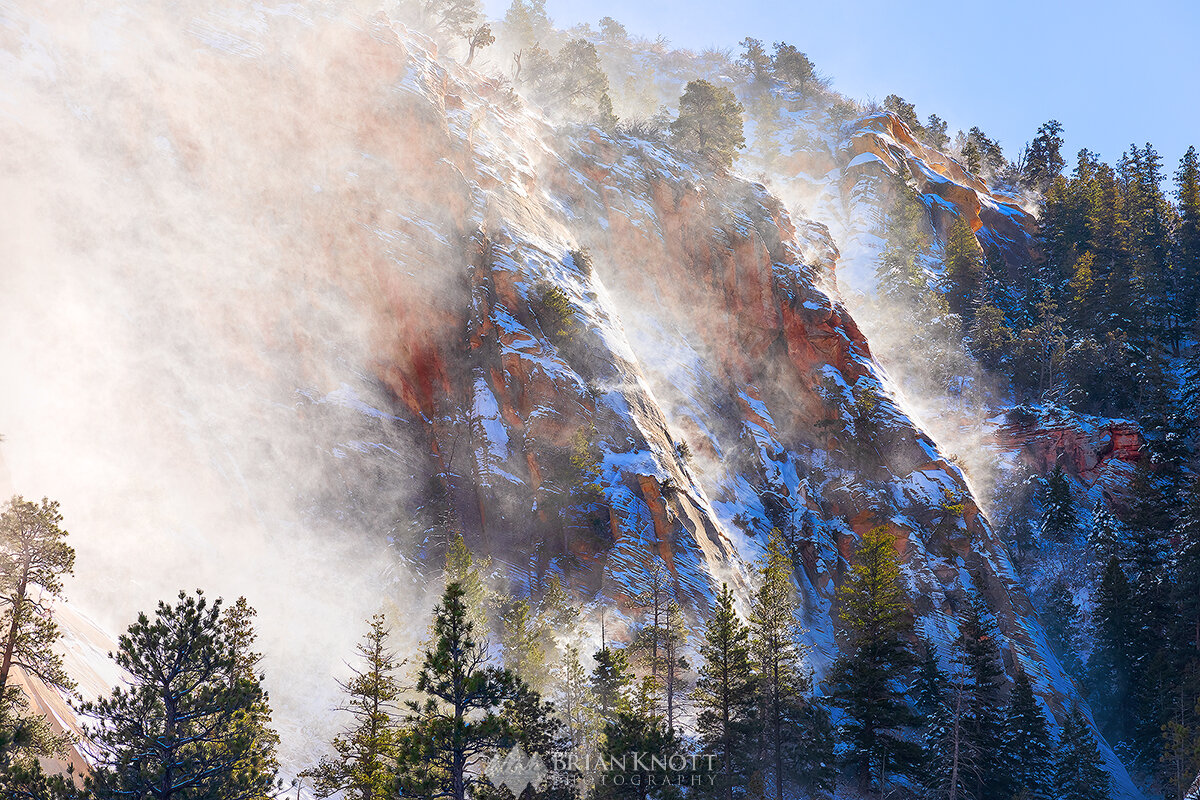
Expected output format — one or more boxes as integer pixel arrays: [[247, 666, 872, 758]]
[[997, 406, 1143, 504]]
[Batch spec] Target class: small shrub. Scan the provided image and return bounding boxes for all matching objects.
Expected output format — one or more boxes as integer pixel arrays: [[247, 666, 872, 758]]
[[568, 248, 593, 276], [537, 284, 577, 341]]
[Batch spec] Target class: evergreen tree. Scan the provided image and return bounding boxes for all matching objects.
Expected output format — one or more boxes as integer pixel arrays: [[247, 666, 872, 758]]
[[670, 80, 745, 170], [883, 95, 924, 138], [1161, 698, 1200, 800], [1176, 475, 1200, 664], [737, 38, 772, 86], [1002, 670, 1054, 800], [1043, 578, 1084, 678], [553, 644, 592, 749], [590, 645, 632, 731], [465, 23, 495, 65], [399, 582, 519, 800], [693, 585, 757, 800], [953, 594, 1008, 800], [1124, 458, 1175, 764], [750, 530, 833, 800], [1088, 506, 1124, 574], [829, 526, 920, 792], [500, 597, 548, 691], [770, 42, 816, 94], [1023, 120, 1066, 194], [1066, 250, 1099, 332], [83, 591, 278, 800], [444, 533, 489, 629], [220, 598, 280, 799], [923, 114, 950, 150], [1174, 146, 1200, 320], [306, 615, 404, 800], [480, 684, 575, 800], [967, 301, 1014, 370], [0, 497, 75, 699], [1090, 557, 1135, 744], [914, 639, 973, 800], [943, 214, 984, 318], [524, 39, 611, 118], [1054, 709, 1111, 800], [630, 560, 670, 690], [0, 496, 76, 774], [875, 181, 931, 307], [595, 677, 683, 800], [1039, 466, 1076, 542], [660, 600, 688, 732], [502, 0, 549, 49]]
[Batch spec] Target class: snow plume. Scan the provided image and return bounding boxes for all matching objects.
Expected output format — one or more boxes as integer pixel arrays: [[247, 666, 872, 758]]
[[0, 0, 456, 771], [772, 167, 1015, 519]]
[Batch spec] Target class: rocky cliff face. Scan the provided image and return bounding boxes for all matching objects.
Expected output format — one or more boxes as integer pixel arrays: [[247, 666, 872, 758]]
[[753, 106, 1039, 294], [318, 16, 1139, 791]]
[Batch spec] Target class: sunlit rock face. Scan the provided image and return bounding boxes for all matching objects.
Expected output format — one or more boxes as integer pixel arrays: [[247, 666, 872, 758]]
[[348, 16, 1131, 779], [1, 3, 1136, 794]]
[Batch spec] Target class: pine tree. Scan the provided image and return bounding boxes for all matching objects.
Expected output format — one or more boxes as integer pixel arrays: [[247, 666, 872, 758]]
[[967, 301, 1014, 370], [595, 677, 683, 800], [631, 559, 670, 686], [1124, 458, 1175, 764], [694, 584, 757, 800], [670, 80, 745, 170], [1042, 579, 1084, 678], [875, 181, 930, 307], [1161, 698, 1200, 800], [953, 594, 1008, 800], [1088, 506, 1124, 573], [1176, 475, 1200, 663], [591, 645, 632, 731], [500, 597, 548, 691], [480, 683, 575, 800], [1054, 709, 1111, 800], [884, 95, 924, 138], [914, 639, 972, 800], [1023, 120, 1066, 194], [501, 0, 549, 49], [770, 42, 816, 94], [829, 526, 920, 792], [0, 496, 76, 772], [1067, 250, 1099, 332], [737, 38, 772, 86], [1090, 557, 1135, 744], [661, 600, 688, 732], [83, 591, 278, 800], [553, 644, 592, 749], [465, 23, 494, 65], [943, 214, 984, 318], [399, 582, 519, 800], [1039, 466, 1076, 542], [750, 529, 832, 800], [444, 533, 489, 629], [924, 114, 950, 150], [1002, 670, 1053, 800], [219, 598, 280, 799], [0, 496, 75, 698], [1174, 146, 1200, 321], [306, 615, 404, 800]]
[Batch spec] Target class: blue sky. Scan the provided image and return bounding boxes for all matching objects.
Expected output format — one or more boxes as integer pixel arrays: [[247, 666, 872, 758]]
[[483, 0, 1200, 177]]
